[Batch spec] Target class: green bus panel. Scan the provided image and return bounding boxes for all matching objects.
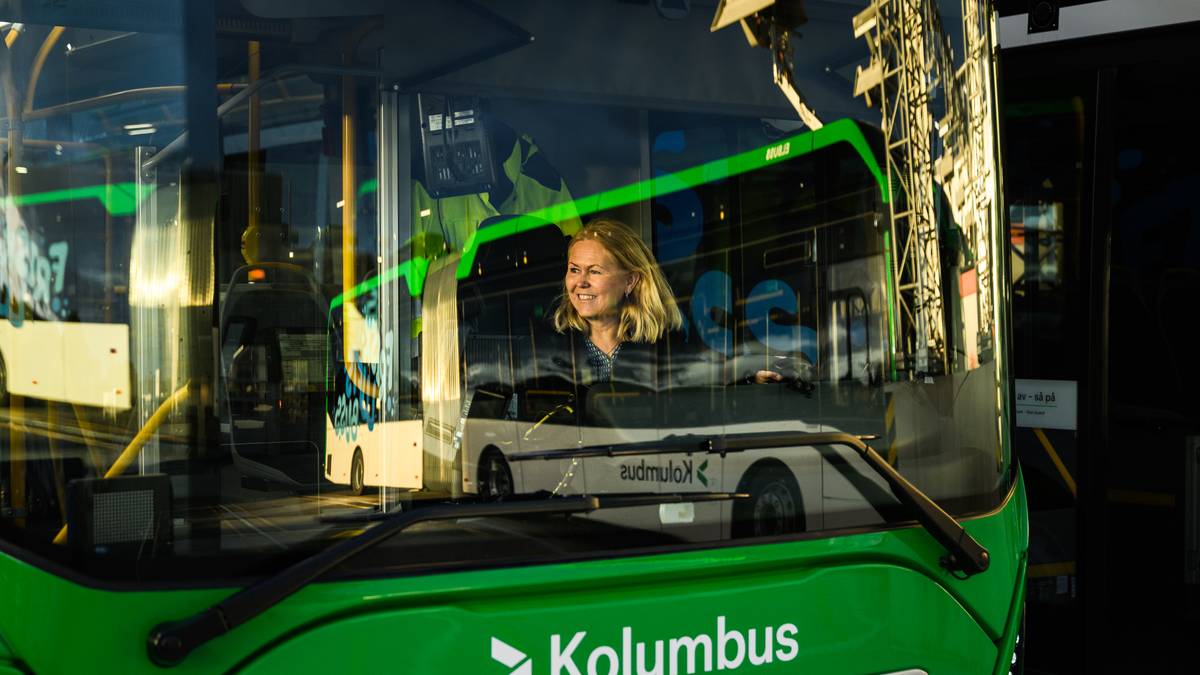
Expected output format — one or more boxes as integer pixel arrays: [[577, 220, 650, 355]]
[[240, 565, 995, 674], [0, 631, 23, 674], [0, 477, 1025, 675]]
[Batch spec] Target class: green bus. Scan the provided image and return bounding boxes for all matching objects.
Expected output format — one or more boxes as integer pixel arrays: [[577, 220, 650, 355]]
[[2, 1, 1025, 673]]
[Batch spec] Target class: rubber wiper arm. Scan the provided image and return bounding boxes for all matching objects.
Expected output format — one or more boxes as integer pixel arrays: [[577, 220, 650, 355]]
[[146, 496, 599, 667]]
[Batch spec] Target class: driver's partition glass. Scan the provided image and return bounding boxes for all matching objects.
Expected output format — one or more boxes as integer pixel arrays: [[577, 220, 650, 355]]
[[1, 0, 1010, 582], [0, 6, 216, 566]]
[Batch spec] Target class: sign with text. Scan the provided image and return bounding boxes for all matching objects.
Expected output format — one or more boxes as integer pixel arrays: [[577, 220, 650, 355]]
[[1015, 379, 1077, 430]]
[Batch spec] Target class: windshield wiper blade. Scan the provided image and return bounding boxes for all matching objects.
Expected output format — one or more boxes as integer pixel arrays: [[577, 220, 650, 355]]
[[593, 492, 748, 508], [145, 491, 747, 667], [146, 496, 599, 667], [510, 431, 990, 577], [510, 433, 714, 461]]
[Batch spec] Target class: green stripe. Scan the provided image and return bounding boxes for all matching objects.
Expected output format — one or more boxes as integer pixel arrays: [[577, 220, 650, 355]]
[[457, 118, 888, 280], [2, 182, 156, 216], [333, 118, 887, 308], [358, 178, 378, 198], [328, 257, 429, 311]]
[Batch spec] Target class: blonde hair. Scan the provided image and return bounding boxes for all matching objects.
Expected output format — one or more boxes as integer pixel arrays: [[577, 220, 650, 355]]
[[553, 218, 682, 343]]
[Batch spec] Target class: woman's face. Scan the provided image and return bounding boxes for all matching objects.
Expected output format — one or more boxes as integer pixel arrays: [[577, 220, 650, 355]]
[[565, 239, 637, 323]]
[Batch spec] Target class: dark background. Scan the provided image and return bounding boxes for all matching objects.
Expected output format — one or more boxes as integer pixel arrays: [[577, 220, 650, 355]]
[[998, 5, 1200, 672]]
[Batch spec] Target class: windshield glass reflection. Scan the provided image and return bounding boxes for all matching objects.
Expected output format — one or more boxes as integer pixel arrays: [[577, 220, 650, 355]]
[[0, 0, 1010, 581]]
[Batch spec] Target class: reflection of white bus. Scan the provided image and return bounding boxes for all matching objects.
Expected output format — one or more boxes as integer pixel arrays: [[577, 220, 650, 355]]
[[324, 117, 1001, 543], [442, 128, 896, 539], [323, 270, 425, 496], [323, 120, 987, 539], [0, 320, 131, 409], [0, 183, 133, 411]]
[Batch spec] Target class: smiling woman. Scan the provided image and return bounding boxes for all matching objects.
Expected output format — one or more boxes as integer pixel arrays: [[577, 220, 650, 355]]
[[555, 219, 682, 367]]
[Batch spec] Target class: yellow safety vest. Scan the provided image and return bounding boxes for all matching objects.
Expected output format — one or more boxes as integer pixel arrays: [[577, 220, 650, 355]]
[[412, 130, 582, 256]]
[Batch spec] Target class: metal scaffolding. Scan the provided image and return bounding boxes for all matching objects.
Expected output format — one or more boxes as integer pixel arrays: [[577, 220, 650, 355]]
[[853, 0, 999, 376], [952, 0, 997, 355], [854, 0, 947, 376]]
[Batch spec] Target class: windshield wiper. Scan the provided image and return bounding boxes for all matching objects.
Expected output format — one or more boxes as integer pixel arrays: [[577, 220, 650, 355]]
[[146, 491, 744, 667], [509, 431, 991, 578], [146, 497, 595, 666]]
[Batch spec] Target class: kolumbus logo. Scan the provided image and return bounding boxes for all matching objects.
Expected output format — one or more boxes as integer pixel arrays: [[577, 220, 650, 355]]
[[492, 615, 799, 675], [619, 458, 709, 487], [492, 638, 533, 675]]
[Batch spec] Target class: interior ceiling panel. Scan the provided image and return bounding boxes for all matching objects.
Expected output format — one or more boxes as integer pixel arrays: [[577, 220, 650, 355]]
[[380, 0, 874, 121]]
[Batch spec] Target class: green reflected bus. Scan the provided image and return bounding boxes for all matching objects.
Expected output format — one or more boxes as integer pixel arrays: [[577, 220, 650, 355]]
[[2, 1, 1025, 673]]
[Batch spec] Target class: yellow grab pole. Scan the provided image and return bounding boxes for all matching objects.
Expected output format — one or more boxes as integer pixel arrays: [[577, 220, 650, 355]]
[[1034, 427, 1077, 498], [341, 73, 357, 362], [248, 41, 262, 232], [23, 26, 65, 114], [53, 382, 191, 545], [4, 24, 22, 48], [4, 24, 26, 527]]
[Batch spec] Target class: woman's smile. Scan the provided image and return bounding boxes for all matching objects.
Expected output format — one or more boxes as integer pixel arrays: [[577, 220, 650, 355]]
[[565, 240, 635, 322]]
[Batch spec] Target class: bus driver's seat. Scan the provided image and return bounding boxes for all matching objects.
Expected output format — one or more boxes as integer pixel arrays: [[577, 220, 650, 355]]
[[219, 259, 329, 491]]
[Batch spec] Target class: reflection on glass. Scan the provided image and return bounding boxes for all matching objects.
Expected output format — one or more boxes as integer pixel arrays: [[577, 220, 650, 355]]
[[1, 0, 1010, 582]]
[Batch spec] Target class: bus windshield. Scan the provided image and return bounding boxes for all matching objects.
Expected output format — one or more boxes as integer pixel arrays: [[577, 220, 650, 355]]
[[1, 0, 1011, 583]]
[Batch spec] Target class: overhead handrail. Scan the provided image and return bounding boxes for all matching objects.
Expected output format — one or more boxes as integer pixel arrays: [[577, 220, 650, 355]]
[[142, 64, 382, 172], [23, 25, 65, 114], [20, 85, 242, 122]]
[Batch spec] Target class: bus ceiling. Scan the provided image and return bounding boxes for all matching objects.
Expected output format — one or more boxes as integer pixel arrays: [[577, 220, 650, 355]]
[[0, 1, 182, 34], [231, 0, 870, 122], [372, 1, 857, 120], [4, 1, 872, 122]]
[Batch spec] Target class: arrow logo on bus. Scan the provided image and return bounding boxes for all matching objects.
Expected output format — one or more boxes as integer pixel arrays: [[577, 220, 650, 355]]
[[492, 637, 532, 675]]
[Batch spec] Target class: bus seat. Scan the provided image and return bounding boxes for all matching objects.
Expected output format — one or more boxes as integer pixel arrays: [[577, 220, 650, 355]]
[[219, 264, 329, 489]]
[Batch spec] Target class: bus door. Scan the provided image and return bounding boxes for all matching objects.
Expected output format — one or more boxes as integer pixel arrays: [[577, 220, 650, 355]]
[[480, 224, 580, 496], [818, 283, 894, 531], [823, 285, 882, 423]]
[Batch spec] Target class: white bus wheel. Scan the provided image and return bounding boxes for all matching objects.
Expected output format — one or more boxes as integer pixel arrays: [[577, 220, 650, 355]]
[[733, 463, 804, 539], [478, 450, 514, 501], [350, 449, 366, 496]]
